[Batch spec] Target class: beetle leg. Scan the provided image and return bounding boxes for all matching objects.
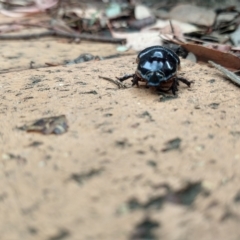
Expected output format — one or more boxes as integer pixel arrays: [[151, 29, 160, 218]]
[[171, 78, 179, 95], [117, 74, 135, 82], [132, 74, 140, 87], [177, 77, 191, 87]]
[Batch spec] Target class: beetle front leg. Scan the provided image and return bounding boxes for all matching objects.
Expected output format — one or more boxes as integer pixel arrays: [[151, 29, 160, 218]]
[[177, 77, 192, 87], [132, 74, 140, 87], [171, 78, 179, 95], [117, 74, 135, 82]]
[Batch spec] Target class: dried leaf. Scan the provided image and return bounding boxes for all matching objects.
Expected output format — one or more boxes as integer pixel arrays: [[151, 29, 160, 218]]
[[0, 0, 58, 17], [164, 36, 240, 70], [162, 138, 182, 152], [112, 31, 162, 51], [66, 53, 99, 65], [170, 4, 216, 27], [203, 43, 232, 52], [134, 4, 152, 20], [0, 24, 24, 33], [217, 12, 239, 22], [182, 43, 240, 70], [0, 9, 28, 18], [19, 115, 68, 135], [143, 19, 198, 34], [34, 0, 58, 11]]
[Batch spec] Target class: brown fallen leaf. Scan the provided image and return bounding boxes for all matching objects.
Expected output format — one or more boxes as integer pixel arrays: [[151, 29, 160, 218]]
[[203, 43, 232, 52], [182, 43, 240, 70], [19, 115, 68, 135], [162, 35, 240, 71]]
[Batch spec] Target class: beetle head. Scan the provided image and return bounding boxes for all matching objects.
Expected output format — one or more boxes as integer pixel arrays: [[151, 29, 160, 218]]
[[146, 71, 165, 86]]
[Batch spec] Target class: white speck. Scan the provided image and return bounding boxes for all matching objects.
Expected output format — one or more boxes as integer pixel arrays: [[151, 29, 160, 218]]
[[38, 161, 46, 167]]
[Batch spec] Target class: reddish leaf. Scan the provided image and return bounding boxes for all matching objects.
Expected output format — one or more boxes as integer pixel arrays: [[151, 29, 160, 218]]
[[162, 35, 240, 71], [182, 43, 240, 70]]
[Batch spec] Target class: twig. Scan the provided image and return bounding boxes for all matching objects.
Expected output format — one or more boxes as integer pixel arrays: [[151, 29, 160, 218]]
[[209, 60, 240, 86], [169, 20, 175, 35], [0, 31, 53, 40], [98, 76, 127, 89], [0, 30, 126, 43]]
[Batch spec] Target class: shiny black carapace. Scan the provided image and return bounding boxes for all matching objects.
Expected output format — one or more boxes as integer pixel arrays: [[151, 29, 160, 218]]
[[117, 46, 191, 94]]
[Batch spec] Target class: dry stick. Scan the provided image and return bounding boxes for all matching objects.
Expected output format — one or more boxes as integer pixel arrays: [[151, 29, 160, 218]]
[[98, 76, 127, 89], [169, 20, 175, 35], [208, 60, 240, 86], [0, 30, 126, 43], [168, 20, 185, 43]]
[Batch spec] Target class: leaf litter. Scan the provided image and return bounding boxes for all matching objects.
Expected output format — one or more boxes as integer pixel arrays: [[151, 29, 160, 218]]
[[1, 0, 240, 76], [18, 115, 68, 135]]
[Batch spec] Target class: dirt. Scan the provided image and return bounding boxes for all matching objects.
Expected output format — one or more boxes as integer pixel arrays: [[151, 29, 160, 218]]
[[1, 22, 240, 240]]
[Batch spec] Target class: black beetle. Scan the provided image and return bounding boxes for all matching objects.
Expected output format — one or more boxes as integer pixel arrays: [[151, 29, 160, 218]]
[[117, 46, 191, 95]]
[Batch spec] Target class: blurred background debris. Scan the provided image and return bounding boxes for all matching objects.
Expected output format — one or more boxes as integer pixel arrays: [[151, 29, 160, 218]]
[[0, 0, 240, 75]]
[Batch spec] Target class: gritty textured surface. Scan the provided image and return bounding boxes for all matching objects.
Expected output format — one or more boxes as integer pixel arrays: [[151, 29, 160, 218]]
[[1, 41, 240, 240]]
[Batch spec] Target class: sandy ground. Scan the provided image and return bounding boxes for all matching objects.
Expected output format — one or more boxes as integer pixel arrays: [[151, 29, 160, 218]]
[[1, 34, 240, 240]]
